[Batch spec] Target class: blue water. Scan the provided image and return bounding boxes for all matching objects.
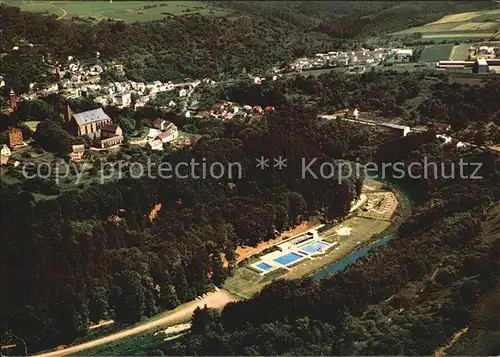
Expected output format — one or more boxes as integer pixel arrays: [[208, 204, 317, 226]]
[[301, 241, 330, 254], [312, 235, 394, 280], [274, 252, 303, 266], [256, 262, 272, 270]]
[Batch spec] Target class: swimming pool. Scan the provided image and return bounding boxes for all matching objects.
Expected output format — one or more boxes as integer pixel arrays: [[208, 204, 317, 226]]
[[256, 262, 272, 270], [273, 252, 303, 266], [301, 241, 329, 254]]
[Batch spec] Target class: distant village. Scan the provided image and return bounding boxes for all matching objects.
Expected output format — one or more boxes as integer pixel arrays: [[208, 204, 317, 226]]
[[1, 42, 496, 170]]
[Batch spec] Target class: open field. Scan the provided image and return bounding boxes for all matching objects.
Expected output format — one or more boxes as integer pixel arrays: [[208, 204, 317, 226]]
[[419, 43, 454, 62], [2, 1, 228, 22], [421, 33, 494, 40], [24, 120, 40, 131], [449, 43, 472, 60], [431, 11, 481, 24], [391, 9, 500, 40]]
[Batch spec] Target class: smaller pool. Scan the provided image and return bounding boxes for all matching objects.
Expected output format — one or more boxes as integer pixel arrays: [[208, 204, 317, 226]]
[[301, 241, 330, 254], [274, 252, 303, 266], [256, 262, 272, 270]]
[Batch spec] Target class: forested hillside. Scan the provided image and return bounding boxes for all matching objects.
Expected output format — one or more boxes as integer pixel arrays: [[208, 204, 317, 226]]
[[0, 107, 366, 352], [162, 137, 500, 356]]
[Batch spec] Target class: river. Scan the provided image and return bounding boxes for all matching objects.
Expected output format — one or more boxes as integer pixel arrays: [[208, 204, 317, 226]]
[[312, 168, 421, 280], [312, 235, 393, 280]]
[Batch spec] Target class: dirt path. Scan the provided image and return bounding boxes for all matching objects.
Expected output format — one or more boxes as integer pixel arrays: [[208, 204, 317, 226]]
[[33, 289, 237, 357], [434, 327, 468, 357], [50, 3, 67, 20]]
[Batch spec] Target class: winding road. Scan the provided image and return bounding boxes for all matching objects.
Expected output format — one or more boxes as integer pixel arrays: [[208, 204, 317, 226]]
[[33, 289, 237, 357], [50, 3, 67, 20]]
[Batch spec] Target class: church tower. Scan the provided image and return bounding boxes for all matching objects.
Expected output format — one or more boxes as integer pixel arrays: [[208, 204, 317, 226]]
[[9, 88, 17, 111], [66, 104, 72, 122]]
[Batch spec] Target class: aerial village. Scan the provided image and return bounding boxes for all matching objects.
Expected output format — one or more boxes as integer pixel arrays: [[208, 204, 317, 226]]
[[1, 40, 496, 173]]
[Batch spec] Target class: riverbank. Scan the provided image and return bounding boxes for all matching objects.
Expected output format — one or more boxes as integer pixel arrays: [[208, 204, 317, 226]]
[[305, 175, 414, 280], [223, 178, 413, 298]]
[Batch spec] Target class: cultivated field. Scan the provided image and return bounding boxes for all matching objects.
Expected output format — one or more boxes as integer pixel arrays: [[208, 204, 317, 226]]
[[419, 43, 454, 62], [391, 9, 500, 41], [449, 43, 472, 60], [3, 1, 228, 22]]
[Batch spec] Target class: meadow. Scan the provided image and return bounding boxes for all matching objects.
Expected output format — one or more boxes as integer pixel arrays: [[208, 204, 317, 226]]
[[418, 43, 454, 62], [390, 8, 500, 41], [2, 1, 228, 22], [449, 43, 472, 61]]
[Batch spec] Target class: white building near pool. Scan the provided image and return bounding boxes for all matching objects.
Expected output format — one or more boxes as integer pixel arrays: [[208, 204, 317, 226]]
[[250, 227, 339, 275]]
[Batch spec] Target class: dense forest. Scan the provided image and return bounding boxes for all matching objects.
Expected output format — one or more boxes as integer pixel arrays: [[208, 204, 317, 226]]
[[160, 136, 500, 356], [1, 2, 500, 355], [0, 107, 369, 352]]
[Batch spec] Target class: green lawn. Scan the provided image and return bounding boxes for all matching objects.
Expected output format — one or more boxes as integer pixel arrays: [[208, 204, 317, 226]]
[[2, 1, 228, 22], [24, 120, 40, 132], [419, 44, 454, 62]]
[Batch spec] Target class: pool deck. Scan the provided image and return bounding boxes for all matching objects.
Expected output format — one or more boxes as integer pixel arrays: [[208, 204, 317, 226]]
[[224, 179, 402, 298]]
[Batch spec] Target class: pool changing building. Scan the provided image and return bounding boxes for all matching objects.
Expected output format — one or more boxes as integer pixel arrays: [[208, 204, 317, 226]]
[[250, 228, 339, 274]]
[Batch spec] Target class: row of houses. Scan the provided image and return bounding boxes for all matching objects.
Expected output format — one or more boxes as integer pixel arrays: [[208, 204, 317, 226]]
[[193, 102, 274, 120]]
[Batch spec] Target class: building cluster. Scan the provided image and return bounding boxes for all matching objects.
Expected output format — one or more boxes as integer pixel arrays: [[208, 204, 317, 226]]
[[0, 127, 24, 167], [20, 55, 202, 111], [468, 45, 498, 60], [288, 48, 390, 72], [192, 102, 274, 120], [144, 119, 179, 151], [65, 106, 125, 152], [436, 58, 500, 73]]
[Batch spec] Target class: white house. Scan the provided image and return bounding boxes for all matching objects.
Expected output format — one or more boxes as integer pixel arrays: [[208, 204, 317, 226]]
[[146, 139, 163, 151], [114, 92, 132, 108], [395, 49, 413, 57], [346, 108, 360, 119], [0, 145, 11, 157], [179, 88, 187, 97], [152, 118, 169, 131], [436, 134, 452, 144], [147, 128, 162, 140]]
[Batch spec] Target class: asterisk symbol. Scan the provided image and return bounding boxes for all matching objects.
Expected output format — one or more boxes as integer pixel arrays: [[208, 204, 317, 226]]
[[273, 156, 287, 170], [256, 156, 270, 170]]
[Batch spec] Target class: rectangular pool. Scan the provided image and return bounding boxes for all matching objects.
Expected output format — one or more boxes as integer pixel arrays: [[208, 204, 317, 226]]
[[301, 241, 329, 254], [256, 262, 272, 270], [273, 252, 303, 266]]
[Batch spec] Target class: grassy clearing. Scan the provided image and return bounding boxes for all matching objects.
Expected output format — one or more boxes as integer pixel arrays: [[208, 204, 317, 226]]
[[390, 9, 499, 39], [419, 44, 454, 62], [3, 1, 228, 22], [421, 33, 494, 39], [449, 43, 472, 60], [25, 120, 40, 131], [431, 11, 481, 24], [452, 22, 497, 31]]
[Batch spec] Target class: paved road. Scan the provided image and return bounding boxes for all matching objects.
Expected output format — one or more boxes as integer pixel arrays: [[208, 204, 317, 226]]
[[33, 289, 237, 357]]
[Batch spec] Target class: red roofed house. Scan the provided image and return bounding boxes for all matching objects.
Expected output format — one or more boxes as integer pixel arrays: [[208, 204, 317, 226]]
[[432, 122, 452, 133], [95, 123, 124, 149], [253, 106, 263, 114], [152, 118, 168, 130], [70, 144, 85, 161]]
